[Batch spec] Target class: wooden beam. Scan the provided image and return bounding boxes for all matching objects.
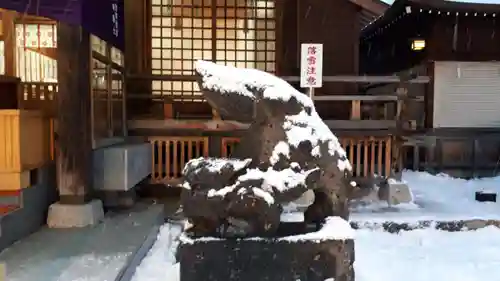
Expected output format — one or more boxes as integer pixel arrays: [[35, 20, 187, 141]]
[[127, 93, 425, 104], [324, 120, 397, 130], [282, 76, 431, 83], [313, 95, 398, 101], [126, 74, 431, 84], [56, 23, 93, 204], [128, 118, 399, 131]]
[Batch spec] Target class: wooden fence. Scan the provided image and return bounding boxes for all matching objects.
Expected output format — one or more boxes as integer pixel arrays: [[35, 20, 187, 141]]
[[149, 136, 209, 182], [20, 82, 58, 117], [149, 135, 394, 183], [0, 110, 51, 190]]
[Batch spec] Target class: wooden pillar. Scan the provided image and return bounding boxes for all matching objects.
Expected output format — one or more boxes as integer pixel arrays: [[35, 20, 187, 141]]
[[56, 23, 92, 204], [125, 0, 152, 118], [2, 10, 16, 76]]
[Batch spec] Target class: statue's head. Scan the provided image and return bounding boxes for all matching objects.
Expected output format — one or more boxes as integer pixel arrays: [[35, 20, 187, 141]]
[[194, 60, 312, 122]]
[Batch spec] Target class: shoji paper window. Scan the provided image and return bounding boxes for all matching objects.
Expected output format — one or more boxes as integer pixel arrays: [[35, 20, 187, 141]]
[[15, 24, 57, 82], [0, 41, 4, 75]]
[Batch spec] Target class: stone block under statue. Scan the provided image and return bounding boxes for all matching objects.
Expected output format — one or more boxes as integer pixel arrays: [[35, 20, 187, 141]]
[[179, 217, 355, 281]]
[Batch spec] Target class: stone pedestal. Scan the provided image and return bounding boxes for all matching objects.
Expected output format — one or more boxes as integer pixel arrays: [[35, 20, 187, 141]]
[[47, 199, 104, 228], [382, 181, 413, 205], [179, 235, 354, 281]]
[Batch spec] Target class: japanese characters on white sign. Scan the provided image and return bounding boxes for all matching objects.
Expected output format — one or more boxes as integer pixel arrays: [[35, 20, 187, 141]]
[[300, 43, 323, 88]]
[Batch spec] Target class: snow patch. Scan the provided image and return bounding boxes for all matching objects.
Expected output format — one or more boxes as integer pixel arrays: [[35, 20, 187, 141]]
[[207, 167, 319, 205], [355, 226, 500, 281], [280, 212, 305, 222], [181, 216, 353, 244], [131, 223, 183, 281], [352, 170, 500, 222], [182, 157, 251, 175], [280, 216, 354, 241], [269, 141, 290, 164], [251, 187, 275, 205]]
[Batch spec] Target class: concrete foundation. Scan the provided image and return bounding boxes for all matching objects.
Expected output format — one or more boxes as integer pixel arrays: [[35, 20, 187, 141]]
[[47, 199, 104, 228]]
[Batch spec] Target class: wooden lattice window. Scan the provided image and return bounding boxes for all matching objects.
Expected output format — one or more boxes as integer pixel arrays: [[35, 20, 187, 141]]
[[15, 23, 57, 82], [0, 15, 4, 75], [0, 41, 4, 75], [151, 0, 276, 102], [91, 34, 126, 143]]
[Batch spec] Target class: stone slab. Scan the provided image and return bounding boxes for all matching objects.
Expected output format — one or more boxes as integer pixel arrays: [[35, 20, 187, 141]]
[[47, 199, 105, 228], [93, 142, 152, 191], [179, 236, 354, 281], [0, 203, 163, 281], [386, 182, 413, 205]]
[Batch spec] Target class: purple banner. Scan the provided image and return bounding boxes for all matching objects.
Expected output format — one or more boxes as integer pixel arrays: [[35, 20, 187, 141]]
[[0, 0, 124, 50], [82, 0, 125, 50]]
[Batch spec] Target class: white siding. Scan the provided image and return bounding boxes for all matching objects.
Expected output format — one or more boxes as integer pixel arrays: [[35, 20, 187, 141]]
[[433, 61, 500, 128]]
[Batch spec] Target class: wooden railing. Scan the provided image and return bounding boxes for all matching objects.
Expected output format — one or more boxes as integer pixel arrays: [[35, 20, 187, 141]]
[[313, 95, 421, 130], [0, 110, 51, 190], [149, 136, 209, 183], [20, 82, 58, 117], [221, 137, 241, 157], [201, 136, 393, 179], [340, 136, 392, 177], [151, 136, 393, 182]]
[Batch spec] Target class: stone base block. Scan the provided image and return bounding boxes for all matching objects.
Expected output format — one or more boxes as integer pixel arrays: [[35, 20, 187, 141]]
[[97, 189, 137, 209], [386, 182, 413, 205], [47, 199, 104, 228], [179, 235, 354, 281], [93, 142, 152, 192]]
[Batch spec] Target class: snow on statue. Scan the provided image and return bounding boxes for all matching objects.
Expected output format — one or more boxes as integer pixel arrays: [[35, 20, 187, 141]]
[[180, 60, 356, 238]]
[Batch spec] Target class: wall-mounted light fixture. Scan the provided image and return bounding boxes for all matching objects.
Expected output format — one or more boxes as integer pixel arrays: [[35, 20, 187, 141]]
[[411, 39, 426, 51]]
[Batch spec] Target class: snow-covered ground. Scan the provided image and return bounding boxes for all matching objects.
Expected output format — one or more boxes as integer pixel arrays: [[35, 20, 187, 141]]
[[356, 226, 500, 281], [130, 223, 182, 281], [132, 171, 500, 281], [352, 170, 500, 223], [133, 224, 500, 281]]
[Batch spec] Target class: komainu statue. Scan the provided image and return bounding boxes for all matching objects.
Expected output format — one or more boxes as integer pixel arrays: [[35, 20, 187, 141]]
[[180, 60, 355, 238]]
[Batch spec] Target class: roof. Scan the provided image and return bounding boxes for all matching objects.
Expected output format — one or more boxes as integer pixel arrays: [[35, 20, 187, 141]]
[[349, 0, 390, 27], [361, 0, 500, 39], [350, 0, 390, 14]]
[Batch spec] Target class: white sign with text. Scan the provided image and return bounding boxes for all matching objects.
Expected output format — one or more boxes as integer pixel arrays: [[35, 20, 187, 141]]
[[300, 43, 323, 88]]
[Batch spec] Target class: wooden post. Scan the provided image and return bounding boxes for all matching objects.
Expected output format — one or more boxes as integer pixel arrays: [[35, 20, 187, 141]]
[[2, 10, 16, 76], [350, 100, 361, 120], [212, 108, 221, 120], [308, 87, 314, 99], [55, 23, 93, 204], [391, 72, 414, 180]]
